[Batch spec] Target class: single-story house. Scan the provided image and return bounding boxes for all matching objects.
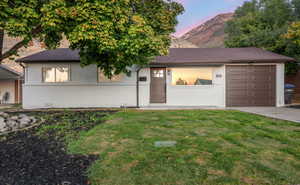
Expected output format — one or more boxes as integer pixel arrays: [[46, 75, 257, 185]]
[[0, 64, 22, 104], [16, 47, 295, 109]]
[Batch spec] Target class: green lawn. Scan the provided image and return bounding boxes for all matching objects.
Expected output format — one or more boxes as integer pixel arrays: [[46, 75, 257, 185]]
[[66, 110, 300, 185]]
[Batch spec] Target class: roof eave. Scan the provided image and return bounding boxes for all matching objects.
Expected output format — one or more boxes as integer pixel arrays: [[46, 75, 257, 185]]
[[0, 64, 22, 77], [17, 60, 80, 63]]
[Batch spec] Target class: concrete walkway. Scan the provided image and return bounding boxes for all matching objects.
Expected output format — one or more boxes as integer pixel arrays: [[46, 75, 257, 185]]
[[232, 107, 300, 123], [140, 106, 225, 110]]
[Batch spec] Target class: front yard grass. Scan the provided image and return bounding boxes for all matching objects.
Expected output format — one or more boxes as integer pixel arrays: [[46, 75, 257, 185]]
[[68, 110, 300, 185]]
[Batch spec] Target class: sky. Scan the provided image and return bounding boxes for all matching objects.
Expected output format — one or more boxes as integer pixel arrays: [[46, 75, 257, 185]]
[[173, 0, 248, 37]]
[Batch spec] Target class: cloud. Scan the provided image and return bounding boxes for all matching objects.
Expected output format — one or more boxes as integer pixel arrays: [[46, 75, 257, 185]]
[[173, 0, 189, 5]]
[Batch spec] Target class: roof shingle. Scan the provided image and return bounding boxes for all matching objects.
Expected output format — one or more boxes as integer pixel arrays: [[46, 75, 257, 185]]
[[16, 47, 295, 65]]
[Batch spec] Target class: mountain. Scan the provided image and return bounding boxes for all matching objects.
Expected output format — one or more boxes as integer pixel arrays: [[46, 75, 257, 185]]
[[170, 36, 198, 48], [180, 13, 234, 48]]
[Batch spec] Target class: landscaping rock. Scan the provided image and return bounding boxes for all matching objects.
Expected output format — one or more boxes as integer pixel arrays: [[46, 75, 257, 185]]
[[7, 120, 19, 130], [10, 116, 19, 121], [0, 112, 9, 117], [0, 126, 9, 133], [19, 114, 28, 118], [19, 117, 31, 125], [0, 112, 38, 134], [0, 117, 5, 125]]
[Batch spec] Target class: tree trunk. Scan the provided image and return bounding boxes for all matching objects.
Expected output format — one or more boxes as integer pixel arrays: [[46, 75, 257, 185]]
[[0, 29, 4, 63]]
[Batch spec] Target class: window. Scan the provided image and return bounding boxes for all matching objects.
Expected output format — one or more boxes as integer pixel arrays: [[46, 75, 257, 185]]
[[171, 68, 213, 85], [98, 69, 124, 82], [152, 69, 164, 78], [42, 67, 69, 82]]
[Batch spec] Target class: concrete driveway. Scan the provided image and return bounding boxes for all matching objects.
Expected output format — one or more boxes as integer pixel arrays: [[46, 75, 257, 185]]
[[232, 107, 300, 123]]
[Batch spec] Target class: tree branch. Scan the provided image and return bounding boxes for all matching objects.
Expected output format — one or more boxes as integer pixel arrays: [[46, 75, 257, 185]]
[[0, 29, 3, 62], [0, 25, 42, 62]]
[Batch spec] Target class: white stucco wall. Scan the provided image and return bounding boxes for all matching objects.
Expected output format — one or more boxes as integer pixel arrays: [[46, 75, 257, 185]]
[[22, 62, 285, 109], [0, 80, 15, 104], [23, 63, 150, 109], [276, 63, 285, 107], [165, 66, 225, 107]]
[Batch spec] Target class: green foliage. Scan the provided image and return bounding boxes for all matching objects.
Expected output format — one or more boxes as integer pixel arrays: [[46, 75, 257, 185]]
[[36, 110, 111, 142], [225, 0, 300, 74], [0, 0, 183, 77]]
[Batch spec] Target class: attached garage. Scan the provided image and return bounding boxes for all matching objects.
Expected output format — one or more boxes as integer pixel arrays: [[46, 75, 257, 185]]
[[226, 65, 276, 107], [18, 47, 295, 109]]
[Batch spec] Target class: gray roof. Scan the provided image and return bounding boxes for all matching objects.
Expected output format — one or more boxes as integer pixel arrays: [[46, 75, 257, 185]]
[[0, 64, 22, 79], [153, 48, 295, 65], [16, 48, 80, 63], [16, 47, 295, 65]]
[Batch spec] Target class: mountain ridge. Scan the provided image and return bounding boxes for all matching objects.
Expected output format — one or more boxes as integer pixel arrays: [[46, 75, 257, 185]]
[[180, 13, 234, 48]]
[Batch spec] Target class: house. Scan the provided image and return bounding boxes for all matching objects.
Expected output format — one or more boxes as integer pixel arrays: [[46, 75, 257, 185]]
[[0, 64, 22, 104], [16, 48, 295, 109]]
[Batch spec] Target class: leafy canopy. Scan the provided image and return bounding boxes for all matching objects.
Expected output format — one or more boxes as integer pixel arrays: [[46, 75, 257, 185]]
[[225, 0, 300, 74], [0, 0, 183, 77]]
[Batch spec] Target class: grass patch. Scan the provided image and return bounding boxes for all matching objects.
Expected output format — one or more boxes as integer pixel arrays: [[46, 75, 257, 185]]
[[67, 110, 300, 185]]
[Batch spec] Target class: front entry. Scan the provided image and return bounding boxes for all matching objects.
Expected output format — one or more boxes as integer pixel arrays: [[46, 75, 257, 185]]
[[150, 68, 166, 103]]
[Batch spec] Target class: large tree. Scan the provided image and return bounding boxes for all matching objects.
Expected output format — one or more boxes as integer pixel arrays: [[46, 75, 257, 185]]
[[225, 0, 300, 74], [0, 0, 183, 77]]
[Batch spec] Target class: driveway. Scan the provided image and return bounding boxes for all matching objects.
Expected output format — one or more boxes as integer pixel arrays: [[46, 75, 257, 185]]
[[232, 107, 300, 123]]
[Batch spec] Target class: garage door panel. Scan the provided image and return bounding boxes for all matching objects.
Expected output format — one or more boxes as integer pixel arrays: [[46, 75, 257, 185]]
[[226, 65, 276, 107]]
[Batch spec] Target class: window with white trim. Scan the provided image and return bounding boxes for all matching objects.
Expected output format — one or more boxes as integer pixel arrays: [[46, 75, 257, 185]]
[[171, 68, 213, 85], [98, 69, 124, 82], [42, 66, 70, 83]]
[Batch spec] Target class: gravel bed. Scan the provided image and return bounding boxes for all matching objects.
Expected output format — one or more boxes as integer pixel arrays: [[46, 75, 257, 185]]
[[0, 111, 115, 185]]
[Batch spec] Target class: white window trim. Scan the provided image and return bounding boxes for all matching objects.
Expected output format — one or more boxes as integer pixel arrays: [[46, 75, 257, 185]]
[[42, 65, 71, 83]]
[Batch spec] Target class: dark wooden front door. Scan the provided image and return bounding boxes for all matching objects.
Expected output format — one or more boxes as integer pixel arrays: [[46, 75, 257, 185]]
[[226, 65, 276, 107], [150, 68, 166, 103]]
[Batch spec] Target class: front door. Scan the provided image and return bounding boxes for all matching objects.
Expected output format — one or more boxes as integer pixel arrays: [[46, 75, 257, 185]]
[[150, 68, 166, 103]]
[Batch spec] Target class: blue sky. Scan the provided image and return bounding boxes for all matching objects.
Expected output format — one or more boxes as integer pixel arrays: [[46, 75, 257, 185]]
[[173, 0, 248, 37]]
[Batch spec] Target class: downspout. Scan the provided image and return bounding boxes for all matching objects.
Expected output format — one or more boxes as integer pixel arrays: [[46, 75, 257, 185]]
[[19, 63, 25, 104], [136, 67, 142, 108]]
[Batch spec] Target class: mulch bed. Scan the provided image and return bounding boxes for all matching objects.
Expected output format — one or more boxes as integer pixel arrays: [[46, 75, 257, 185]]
[[0, 110, 116, 185]]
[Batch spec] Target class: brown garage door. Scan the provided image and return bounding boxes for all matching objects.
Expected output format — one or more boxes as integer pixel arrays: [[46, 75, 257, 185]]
[[226, 65, 276, 107]]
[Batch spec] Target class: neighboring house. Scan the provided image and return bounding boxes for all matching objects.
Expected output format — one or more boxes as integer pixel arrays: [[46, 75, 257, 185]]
[[17, 48, 294, 109], [0, 64, 22, 104]]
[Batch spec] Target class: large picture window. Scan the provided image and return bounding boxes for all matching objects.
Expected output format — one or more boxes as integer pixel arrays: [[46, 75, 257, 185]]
[[171, 68, 213, 85], [42, 67, 69, 83], [98, 69, 124, 82]]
